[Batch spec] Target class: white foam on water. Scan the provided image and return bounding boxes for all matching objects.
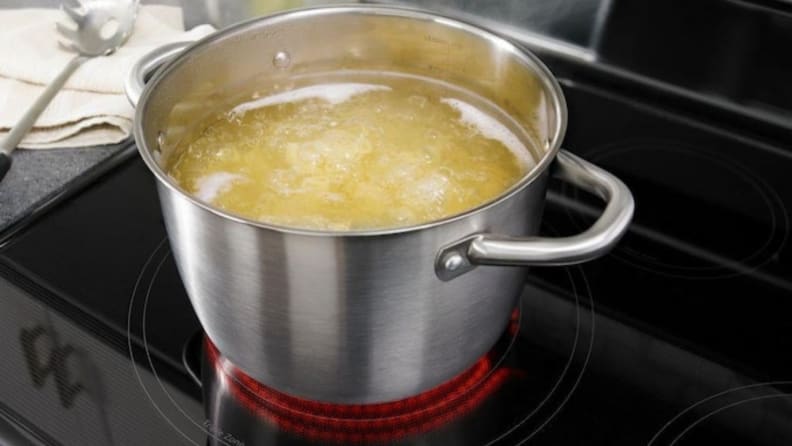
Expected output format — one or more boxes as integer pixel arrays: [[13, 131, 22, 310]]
[[195, 172, 243, 202], [441, 98, 533, 167], [231, 83, 391, 115]]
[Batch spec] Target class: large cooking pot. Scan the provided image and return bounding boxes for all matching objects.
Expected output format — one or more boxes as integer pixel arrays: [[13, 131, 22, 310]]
[[126, 5, 634, 404]]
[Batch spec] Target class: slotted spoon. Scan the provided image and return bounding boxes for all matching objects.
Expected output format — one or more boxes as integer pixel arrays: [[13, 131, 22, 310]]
[[0, 0, 138, 181]]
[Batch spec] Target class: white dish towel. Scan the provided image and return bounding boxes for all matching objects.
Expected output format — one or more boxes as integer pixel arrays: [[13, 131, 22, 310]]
[[0, 5, 214, 149]]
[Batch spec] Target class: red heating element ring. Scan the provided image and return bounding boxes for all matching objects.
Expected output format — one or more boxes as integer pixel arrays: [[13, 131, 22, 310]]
[[205, 310, 520, 444]]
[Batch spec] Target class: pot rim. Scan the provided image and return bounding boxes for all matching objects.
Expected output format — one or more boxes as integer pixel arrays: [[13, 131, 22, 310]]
[[133, 4, 568, 238]]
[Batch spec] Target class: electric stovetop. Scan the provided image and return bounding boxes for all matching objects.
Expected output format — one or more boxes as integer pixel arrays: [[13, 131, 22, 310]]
[[0, 55, 791, 446]]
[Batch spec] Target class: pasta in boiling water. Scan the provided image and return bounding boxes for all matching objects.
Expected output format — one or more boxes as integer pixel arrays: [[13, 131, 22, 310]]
[[166, 73, 535, 230]]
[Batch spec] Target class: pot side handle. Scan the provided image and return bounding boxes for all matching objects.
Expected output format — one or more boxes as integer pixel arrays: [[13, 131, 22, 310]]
[[435, 150, 634, 281], [125, 41, 193, 107]]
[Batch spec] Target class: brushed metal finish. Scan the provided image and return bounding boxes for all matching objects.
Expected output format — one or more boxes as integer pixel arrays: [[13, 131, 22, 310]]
[[160, 176, 543, 403], [436, 150, 634, 279], [468, 150, 634, 265], [127, 5, 632, 403]]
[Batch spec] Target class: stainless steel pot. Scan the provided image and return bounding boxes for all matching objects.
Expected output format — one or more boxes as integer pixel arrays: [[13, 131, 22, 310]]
[[126, 5, 634, 404]]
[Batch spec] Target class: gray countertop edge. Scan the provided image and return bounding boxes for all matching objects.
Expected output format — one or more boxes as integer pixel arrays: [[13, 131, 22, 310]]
[[0, 141, 137, 247]]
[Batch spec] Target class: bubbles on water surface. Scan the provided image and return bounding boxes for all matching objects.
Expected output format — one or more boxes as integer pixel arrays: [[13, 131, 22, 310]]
[[170, 72, 537, 230]]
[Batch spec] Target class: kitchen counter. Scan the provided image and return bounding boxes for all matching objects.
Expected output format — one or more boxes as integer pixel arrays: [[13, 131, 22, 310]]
[[0, 0, 180, 239], [0, 143, 134, 238]]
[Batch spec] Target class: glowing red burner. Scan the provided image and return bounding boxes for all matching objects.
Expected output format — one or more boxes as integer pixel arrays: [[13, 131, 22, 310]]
[[205, 327, 518, 444]]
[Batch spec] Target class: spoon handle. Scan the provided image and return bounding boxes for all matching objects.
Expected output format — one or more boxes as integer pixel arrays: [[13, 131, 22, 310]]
[[0, 55, 85, 180]]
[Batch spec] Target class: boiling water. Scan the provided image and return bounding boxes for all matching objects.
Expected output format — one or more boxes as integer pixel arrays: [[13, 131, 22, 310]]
[[166, 72, 536, 230]]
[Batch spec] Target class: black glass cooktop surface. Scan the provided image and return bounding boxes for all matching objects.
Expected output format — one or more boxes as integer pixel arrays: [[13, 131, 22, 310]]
[[0, 56, 790, 446]]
